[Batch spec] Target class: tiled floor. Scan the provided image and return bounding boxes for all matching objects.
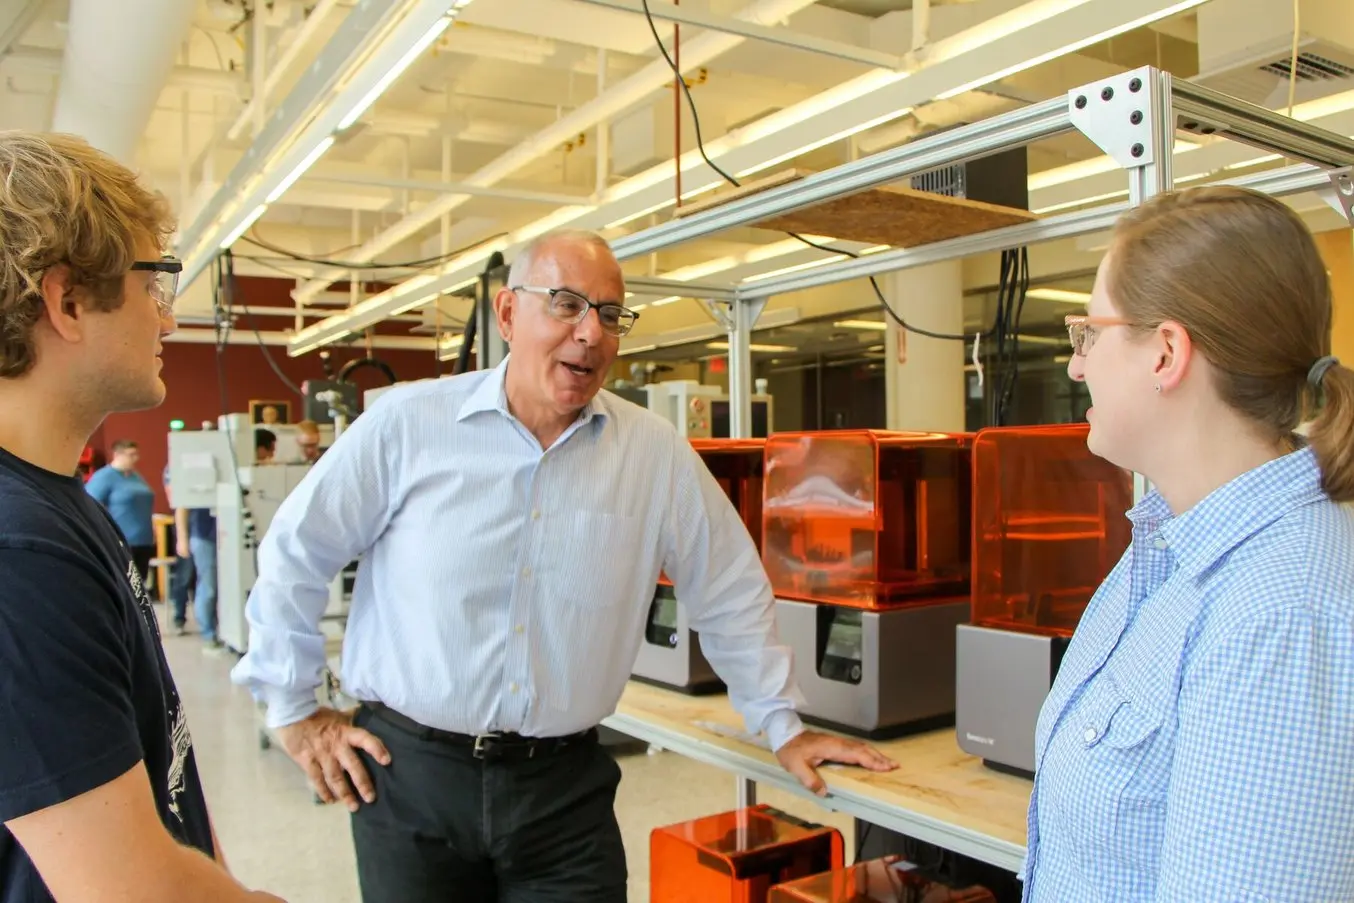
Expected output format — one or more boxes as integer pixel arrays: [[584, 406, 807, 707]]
[[164, 626, 855, 903]]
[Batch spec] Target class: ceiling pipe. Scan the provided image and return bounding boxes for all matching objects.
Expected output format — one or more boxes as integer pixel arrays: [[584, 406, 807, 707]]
[[289, 0, 825, 305], [50, 0, 198, 163]]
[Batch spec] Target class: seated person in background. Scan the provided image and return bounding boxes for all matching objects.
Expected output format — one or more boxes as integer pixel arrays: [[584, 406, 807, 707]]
[[254, 428, 275, 464], [295, 419, 322, 463], [85, 438, 156, 587], [0, 130, 282, 902]]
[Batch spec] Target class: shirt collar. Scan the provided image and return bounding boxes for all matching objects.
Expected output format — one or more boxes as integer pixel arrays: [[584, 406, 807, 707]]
[[456, 353, 609, 430], [1129, 445, 1325, 578]]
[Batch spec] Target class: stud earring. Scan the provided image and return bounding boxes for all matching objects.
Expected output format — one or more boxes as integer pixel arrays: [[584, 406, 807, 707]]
[[1153, 383, 1161, 393]]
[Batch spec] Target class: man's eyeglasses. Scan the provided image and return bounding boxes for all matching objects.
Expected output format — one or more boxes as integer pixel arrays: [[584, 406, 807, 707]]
[[1065, 314, 1131, 356], [511, 285, 640, 337], [131, 257, 183, 318]]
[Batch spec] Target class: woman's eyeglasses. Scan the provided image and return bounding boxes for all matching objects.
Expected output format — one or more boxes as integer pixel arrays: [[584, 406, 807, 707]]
[[1065, 314, 1131, 356]]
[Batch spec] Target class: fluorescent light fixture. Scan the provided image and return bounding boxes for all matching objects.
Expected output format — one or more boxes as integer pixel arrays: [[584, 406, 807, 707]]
[[650, 295, 681, 307], [1026, 288, 1092, 303], [436, 332, 465, 361], [605, 199, 672, 229], [707, 341, 797, 352], [1030, 141, 1200, 191], [219, 204, 268, 249], [835, 319, 888, 331], [266, 135, 336, 203], [1223, 153, 1283, 171], [742, 255, 846, 282], [1031, 188, 1128, 214], [338, 14, 453, 131], [442, 277, 478, 294]]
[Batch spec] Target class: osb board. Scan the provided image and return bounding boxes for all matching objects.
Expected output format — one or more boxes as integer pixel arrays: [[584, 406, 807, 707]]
[[612, 680, 1031, 851], [674, 168, 1038, 250]]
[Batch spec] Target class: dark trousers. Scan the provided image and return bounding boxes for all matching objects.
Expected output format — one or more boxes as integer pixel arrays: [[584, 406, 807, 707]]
[[350, 704, 628, 903], [169, 552, 194, 627], [131, 545, 155, 594]]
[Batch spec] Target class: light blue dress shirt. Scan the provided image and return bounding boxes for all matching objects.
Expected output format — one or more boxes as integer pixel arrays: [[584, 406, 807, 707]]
[[1023, 446, 1354, 902], [230, 358, 806, 750]]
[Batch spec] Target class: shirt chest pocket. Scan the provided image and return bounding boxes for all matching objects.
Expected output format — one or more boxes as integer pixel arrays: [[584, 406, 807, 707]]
[[1065, 672, 1172, 858], [536, 509, 645, 610]]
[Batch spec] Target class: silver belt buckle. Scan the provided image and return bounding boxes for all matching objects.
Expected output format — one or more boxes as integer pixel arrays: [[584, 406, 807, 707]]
[[473, 733, 500, 759]]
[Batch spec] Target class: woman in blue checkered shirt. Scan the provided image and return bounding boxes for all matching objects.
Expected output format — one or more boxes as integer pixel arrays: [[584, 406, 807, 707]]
[[1023, 186, 1354, 903]]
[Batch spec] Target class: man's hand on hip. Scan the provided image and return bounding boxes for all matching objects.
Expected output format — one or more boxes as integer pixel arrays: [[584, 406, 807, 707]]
[[275, 707, 391, 812], [775, 730, 897, 796]]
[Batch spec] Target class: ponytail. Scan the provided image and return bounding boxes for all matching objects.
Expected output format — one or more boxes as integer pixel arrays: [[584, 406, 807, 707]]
[[1308, 361, 1354, 503]]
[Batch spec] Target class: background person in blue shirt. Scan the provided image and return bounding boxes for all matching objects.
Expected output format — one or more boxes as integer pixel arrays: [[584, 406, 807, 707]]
[[1023, 186, 1354, 902], [86, 438, 156, 587]]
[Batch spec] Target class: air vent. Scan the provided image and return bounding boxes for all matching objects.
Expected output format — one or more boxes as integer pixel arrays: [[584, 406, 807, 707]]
[[1196, 0, 1354, 108], [1257, 52, 1354, 83]]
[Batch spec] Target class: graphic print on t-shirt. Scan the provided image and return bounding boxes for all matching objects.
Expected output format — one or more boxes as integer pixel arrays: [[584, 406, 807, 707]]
[[124, 552, 192, 824]]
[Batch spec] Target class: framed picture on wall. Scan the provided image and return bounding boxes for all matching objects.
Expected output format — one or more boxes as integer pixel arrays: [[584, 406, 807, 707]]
[[249, 400, 291, 426]]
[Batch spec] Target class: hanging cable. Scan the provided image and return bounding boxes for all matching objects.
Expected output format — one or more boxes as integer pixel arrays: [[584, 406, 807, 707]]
[[638, 0, 1025, 349]]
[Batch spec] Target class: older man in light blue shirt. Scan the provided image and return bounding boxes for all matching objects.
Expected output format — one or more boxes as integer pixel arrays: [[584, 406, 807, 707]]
[[232, 228, 894, 903]]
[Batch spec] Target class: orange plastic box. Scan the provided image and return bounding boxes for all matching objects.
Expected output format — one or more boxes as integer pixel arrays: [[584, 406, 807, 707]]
[[769, 855, 997, 902], [692, 438, 767, 552], [650, 804, 844, 903], [762, 430, 972, 609], [971, 423, 1133, 637]]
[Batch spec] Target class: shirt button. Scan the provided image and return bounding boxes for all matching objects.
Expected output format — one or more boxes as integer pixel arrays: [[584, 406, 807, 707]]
[[531, 509, 541, 520], [521, 566, 531, 578], [1153, 535, 1168, 550], [1084, 726, 1098, 744], [509, 682, 519, 693], [514, 624, 524, 634]]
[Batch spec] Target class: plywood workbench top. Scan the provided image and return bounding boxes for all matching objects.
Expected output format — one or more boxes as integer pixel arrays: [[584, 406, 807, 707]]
[[614, 681, 1032, 854]]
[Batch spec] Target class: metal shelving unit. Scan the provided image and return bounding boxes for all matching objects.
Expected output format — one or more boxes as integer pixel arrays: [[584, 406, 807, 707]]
[[612, 64, 1354, 442], [604, 62, 1354, 837]]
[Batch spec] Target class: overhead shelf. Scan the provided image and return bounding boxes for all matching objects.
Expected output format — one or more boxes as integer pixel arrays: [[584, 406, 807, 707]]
[[674, 168, 1039, 250]]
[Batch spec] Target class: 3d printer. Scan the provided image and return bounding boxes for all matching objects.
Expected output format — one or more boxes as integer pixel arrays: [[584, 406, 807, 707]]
[[765, 430, 973, 739], [768, 854, 997, 903], [955, 423, 1133, 777], [632, 438, 766, 694], [650, 804, 843, 903]]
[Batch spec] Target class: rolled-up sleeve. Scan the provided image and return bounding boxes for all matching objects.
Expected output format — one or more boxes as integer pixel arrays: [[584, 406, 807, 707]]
[[663, 441, 805, 752], [1154, 605, 1354, 902], [230, 402, 399, 728]]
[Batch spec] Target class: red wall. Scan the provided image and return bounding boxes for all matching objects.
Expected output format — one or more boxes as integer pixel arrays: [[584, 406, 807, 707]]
[[100, 339, 446, 513]]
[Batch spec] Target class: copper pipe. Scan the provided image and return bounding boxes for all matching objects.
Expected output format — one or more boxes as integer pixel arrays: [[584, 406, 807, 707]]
[[674, 0, 682, 206]]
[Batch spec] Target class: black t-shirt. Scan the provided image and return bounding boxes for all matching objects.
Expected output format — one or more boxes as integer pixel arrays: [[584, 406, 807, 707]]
[[0, 447, 214, 899]]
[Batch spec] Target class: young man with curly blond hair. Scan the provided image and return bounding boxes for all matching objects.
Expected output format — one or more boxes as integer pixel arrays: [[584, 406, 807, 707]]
[[0, 131, 283, 902]]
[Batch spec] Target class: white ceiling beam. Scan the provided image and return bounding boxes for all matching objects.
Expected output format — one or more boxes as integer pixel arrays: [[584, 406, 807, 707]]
[[287, 0, 828, 307], [286, 0, 1208, 355], [574, 0, 903, 69], [0, 1, 45, 59]]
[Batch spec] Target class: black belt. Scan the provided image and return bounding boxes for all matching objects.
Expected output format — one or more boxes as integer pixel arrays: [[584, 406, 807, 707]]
[[361, 702, 596, 762]]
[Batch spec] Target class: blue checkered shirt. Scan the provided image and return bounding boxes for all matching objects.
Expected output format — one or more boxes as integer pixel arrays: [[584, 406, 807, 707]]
[[1022, 446, 1354, 902]]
